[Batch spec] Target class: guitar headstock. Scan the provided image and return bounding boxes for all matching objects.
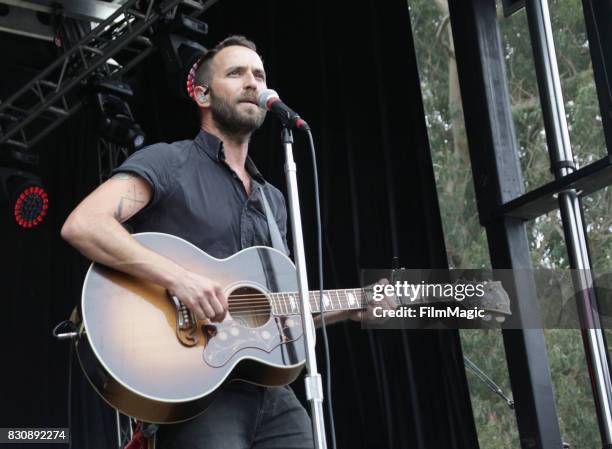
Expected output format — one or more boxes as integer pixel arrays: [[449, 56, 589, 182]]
[[362, 279, 512, 328], [360, 269, 513, 328], [459, 281, 512, 325]]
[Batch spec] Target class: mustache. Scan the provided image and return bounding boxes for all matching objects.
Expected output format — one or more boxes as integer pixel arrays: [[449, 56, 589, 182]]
[[237, 95, 259, 105]]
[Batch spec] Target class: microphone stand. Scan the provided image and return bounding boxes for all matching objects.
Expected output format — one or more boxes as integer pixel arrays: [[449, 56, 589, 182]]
[[281, 126, 328, 449]]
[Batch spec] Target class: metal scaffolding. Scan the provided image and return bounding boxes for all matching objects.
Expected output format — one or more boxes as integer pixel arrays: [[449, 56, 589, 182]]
[[0, 0, 211, 152]]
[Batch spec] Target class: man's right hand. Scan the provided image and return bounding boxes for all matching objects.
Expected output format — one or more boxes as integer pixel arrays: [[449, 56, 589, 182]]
[[168, 270, 229, 322], [61, 172, 229, 323]]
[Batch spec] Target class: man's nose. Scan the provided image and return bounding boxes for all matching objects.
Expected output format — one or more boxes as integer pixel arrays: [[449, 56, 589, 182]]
[[243, 71, 259, 89]]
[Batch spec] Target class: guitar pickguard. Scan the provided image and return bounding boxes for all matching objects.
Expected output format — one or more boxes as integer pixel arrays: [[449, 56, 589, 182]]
[[202, 316, 303, 368]]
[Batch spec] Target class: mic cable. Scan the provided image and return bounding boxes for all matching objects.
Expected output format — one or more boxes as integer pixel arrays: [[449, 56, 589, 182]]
[[306, 127, 337, 449]]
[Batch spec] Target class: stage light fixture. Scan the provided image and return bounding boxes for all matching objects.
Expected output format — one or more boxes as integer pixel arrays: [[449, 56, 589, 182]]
[[0, 167, 49, 228], [92, 79, 146, 150], [155, 14, 208, 101], [0, 112, 41, 164]]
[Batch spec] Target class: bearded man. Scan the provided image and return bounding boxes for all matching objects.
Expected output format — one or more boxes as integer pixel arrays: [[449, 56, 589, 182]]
[[62, 35, 318, 449]]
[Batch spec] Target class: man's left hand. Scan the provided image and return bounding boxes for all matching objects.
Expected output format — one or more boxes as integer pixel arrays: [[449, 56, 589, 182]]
[[348, 278, 397, 323]]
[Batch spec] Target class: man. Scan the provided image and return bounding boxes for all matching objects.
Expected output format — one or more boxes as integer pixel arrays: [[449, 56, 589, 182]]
[[62, 35, 358, 449]]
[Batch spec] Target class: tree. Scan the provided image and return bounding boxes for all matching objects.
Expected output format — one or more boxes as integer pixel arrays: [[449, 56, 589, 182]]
[[409, 0, 611, 447]]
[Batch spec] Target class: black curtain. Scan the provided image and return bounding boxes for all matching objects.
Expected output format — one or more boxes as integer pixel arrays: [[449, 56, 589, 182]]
[[0, 0, 479, 448]]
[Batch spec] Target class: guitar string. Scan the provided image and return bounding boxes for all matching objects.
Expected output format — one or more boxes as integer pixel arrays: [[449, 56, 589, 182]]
[[230, 310, 304, 315], [227, 309, 363, 316], [226, 297, 367, 304], [225, 296, 364, 303], [226, 300, 363, 306], [225, 306, 367, 314], [226, 293, 364, 299], [225, 297, 427, 307], [225, 299, 361, 305], [226, 299, 367, 307], [226, 308, 364, 315], [226, 297, 364, 303], [228, 312, 298, 317], [227, 305, 492, 318], [222, 293, 390, 313], [190, 303, 367, 317], [223, 300, 367, 309], [226, 296, 364, 302], [228, 298, 364, 301], [227, 290, 363, 297], [226, 306, 487, 318], [224, 297, 435, 307], [185, 296, 490, 316], [226, 304, 366, 311], [177, 292, 367, 314], [227, 303, 362, 309], [223, 298, 453, 313]]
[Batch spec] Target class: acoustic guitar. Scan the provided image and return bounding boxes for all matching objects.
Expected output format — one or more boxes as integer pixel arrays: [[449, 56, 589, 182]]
[[74, 232, 510, 423]]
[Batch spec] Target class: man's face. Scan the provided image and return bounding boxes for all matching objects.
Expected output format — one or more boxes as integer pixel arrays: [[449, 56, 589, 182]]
[[207, 45, 267, 136]]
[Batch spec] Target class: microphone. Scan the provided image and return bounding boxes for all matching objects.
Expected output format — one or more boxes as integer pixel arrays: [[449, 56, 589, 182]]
[[258, 89, 309, 131]]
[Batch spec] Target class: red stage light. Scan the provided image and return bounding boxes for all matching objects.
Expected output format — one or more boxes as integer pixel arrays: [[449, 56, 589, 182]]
[[0, 167, 49, 229], [13, 185, 49, 228]]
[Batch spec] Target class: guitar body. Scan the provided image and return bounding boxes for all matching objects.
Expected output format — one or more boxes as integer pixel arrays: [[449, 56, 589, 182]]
[[76, 233, 305, 423]]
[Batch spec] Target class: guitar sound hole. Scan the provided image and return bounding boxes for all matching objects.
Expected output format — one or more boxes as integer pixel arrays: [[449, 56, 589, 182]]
[[228, 286, 271, 328]]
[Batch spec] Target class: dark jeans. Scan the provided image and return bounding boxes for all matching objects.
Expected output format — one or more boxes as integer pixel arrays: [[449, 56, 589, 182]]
[[157, 382, 314, 449]]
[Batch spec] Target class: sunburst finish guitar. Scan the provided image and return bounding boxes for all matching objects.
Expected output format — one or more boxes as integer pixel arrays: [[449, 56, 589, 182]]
[[74, 232, 510, 424]]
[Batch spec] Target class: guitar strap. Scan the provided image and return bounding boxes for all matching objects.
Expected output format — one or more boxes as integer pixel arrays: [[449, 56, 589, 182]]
[[258, 185, 289, 255]]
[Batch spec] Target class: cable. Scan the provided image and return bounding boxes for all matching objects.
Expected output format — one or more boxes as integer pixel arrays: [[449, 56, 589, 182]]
[[305, 128, 337, 449], [67, 342, 73, 449], [52, 320, 77, 449], [464, 356, 514, 409]]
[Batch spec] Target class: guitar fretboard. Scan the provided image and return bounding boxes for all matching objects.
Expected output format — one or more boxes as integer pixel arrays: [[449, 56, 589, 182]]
[[269, 289, 367, 316]]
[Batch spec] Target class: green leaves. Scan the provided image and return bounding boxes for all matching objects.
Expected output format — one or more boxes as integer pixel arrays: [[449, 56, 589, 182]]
[[411, 0, 611, 446]]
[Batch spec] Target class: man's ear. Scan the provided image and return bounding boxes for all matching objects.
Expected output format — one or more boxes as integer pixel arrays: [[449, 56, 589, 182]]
[[194, 85, 210, 108]]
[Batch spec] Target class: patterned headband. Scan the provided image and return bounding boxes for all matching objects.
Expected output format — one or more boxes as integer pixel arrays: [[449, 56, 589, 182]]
[[186, 55, 204, 100]]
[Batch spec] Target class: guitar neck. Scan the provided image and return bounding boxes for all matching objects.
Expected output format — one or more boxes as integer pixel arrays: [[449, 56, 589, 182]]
[[267, 281, 511, 319], [269, 289, 366, 316]]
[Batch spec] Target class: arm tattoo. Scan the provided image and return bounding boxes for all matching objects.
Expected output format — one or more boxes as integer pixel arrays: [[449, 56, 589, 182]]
[[112, 176, 146, 222], [113, 173, 135, 181]]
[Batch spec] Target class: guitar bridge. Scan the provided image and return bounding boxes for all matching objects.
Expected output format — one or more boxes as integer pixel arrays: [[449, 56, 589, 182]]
[[169, 293, 200, 347]]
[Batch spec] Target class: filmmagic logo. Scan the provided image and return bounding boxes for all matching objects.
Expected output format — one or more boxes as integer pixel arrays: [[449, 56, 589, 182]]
[[369, 305, 485, 320]]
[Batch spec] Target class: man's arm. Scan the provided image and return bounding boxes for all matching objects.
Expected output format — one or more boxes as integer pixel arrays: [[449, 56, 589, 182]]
[[312, 279, 395, 327], [313, 310, 352, 328], [61, 173, 227, 322]]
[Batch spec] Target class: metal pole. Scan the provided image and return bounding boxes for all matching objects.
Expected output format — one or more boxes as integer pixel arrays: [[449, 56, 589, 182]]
[[281, 127, 328, 449], [525, 0, 612, 446], [115, 410, 122, 449]]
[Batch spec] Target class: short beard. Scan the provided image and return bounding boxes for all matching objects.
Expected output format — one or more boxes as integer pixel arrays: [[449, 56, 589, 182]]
[[210, 90, 266, 138]]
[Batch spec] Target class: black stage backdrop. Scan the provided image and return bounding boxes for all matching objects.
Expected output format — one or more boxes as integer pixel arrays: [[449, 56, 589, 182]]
[[0, 1, 480, 448]]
